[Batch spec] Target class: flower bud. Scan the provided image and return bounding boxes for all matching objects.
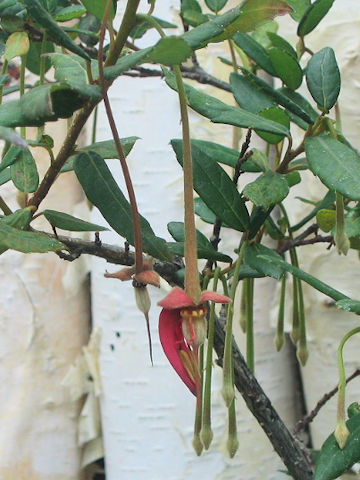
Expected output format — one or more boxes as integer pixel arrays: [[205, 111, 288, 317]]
[[134, 285, 151, 314], [335, 419, 350, 449], [180, 307, 207, 347]]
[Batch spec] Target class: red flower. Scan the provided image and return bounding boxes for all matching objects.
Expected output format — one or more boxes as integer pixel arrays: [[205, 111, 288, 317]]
[[158, 287, 231, 396]]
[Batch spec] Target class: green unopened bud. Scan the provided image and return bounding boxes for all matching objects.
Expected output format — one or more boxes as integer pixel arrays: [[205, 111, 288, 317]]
[[134, 285, 151, 314], [200, 424, 213, 450], [274, 333, 285, 352], [227, 433, 239, 458], [335, 419, 350, 449], [296, 344, 309, 366], [221, 381, 235, 408], [192, 433, 203, 456], [181, 307, 207, 347]]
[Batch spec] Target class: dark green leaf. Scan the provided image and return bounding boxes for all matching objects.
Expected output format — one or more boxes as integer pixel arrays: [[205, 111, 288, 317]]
[[10, 148, 39, 193], [165, 70, 290, 136], [285, 171, 301, 187], [54, 5, 87, 21], [0, 168, 11, 186], [104, 47, 153, 81], [252, 20, 278, 48], [233, 32, 276, 75], [248, 206, 273, 239], [43, 209, 108, 232], [286, 0, 310, 21], [240, 68, 314, 124], [194, 197, 217, 224], [80, 0, 115, 21], [23, 0, 90, 61], [172, 140, 250, 231], [258, 255, 348, 301], [146, 36, 193, 66], [277, 87, 318, 123], [182, 9, 208, 26], [131, 15, 176, 39], [74, 151, 171, 261], [26, 38, 54, 75], [230, 72, 275, 113], [297, 0, 334, 36], [267, 32, 297, 59], [205, 0, 227, 13], [256, 107, 290, 144], [39, 0, 57, 14], [244, 244, 284, 279], [0, 145, 21, 172], [62, 137, 139, 172], [0, 84, 85, 127], [167, 241, 232, 263], [0, 221, 66, 253], [49, 53, 101, 99], [336, 299, 360, 315], [305, 136, 360, 200], [306, 47, 340, 112], [314, 412, 360, 480], [78, 13, 100, 46], [269, 47, 303, 90], [243, 170, 289, 208], [0, 126, 27, 147]]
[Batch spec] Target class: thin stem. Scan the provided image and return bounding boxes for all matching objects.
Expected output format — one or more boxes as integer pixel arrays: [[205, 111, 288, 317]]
[[91, 106, 98, 144], [39, 31, 47, 85], [20, 55, 26, 138], [98, 0, 144, 273], [246, 277, 254, 372], [173, 65, 201, 303], [275, 273, 286, 351]]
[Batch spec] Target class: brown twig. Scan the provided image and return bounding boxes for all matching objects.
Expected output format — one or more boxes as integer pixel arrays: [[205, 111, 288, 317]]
[[294, 368, 360, 435]]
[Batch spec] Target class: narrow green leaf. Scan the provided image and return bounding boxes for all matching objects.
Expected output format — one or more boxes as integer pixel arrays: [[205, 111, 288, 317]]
[[256, 107, 290, 144], [314, 412, 360, 480], [248, 206, 273, 239], [131, 15, 177, 39], [80, 0, 115, 21], [297, 0, 334, 36], [167, 241, 232, 263], [233, 32, 276, 75], [0, 221, 66, 253], [54, 5, 87, 21], [259, 255, 348, 301], [194, 197, 217, 224], [165, 70, 290, 136], [291, 190, 335, 231], [104, 47, 153, 81], [244, 244, 284, 279], [171, 140, 250, 231], [0, 84, 84, 127], [62, 137, 139, 172], [146, 36, 193, 66], [240, 68, 314, 124], [26, 38, 54, 75], [78, 13, 101, 47], [0, 145, 22, 172], [269, 47, 303, 90], [39, 0, 57, 14], [10, 148, 39, 193], [4, 31, 29, 60], [306, 47, 340, 112], [74, 151, 171, 261], [277, 87, 318, 122], [336, 299, 360, 315], [230, 72, 275, 113], [23, 0, 91, 61], [49, 53, 101, 100], [0, 168, 11, 186], [243, 170, 289, 208], [205, 0, 228, 13], [286, 0, 310, 21], [0, 127, 27, 147], [305, 136, 360, 200], [43, 209, 108, 232], [267, 32, 297, 58]]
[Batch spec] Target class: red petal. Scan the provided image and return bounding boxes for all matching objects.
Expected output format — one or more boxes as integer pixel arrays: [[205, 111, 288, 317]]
[[158, 308, 196, 396], [157, 287, 195, 309], [200, 290, 232, 304]]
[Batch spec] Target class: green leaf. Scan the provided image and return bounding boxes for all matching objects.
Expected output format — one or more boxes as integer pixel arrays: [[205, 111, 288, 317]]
[[0, 145, 22, 172], [171, 140, 250, 231], [104, 47, 153, 81], [305, 136, 360, 201], [26, 38, 54, 75], [10, 148, 39, 193], [205, 0, 228, 13], [49, 53, 102, 99], [248, 206, 273, 239], [267, 32, 297, 59], [297, 0, 334, 36], [244, 244, 284, 279], [74, 151, 171, 261], [167, 222, 232, 263], [0, 84, 85, 127], [189, 139, 262, 172], [316, 208, 336, 232], [0, 221, 66, 253], [54, 5, 87, 21], [243, 170, 289, 208], [146, 36, 193, 66], [286, 0, 310, 21], [0, 126, 27, 147], [269, 47, 303, 90], [78, 13, 100, 47], [233, 32, 276, 75], [4, 31, 29, 60], [314, 412, 360, 480], [131, 15, 176, 39], [0, 168, 11, 186], [306, 47, 340, 112], [258, 255, 348, 301], [23, 0, 90, 61], [240, 68, 314, 124], [165, 70, 290, 136], [256, 107, 290, 144], [43, 209, 108, 232], [291, 190, 335, 231], [80, 0, 115, 21], [63, 137, 139, 172], [336, 299, 360, 315], [230, 72, 275, 113], [277, 87, 318, 123]]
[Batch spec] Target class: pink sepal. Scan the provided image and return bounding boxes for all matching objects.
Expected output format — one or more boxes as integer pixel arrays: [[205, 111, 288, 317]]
[[200, 290, 232, 304], [157, 287, 195, 309], [158, 308, 196, 396]]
